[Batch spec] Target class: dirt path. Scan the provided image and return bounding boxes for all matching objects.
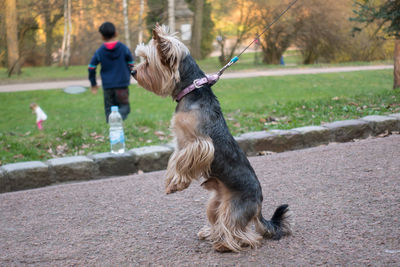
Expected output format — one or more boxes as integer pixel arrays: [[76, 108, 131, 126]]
[[1, 135, 399, 266], [0, 65, 393, 93]]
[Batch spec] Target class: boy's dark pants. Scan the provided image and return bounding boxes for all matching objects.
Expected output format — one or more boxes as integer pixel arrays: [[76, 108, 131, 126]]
[[103, 87, 130, 122]]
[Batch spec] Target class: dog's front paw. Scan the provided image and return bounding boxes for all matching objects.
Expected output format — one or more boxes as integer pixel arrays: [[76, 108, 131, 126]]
[[165, 180, 190, 194], [197, 225, 212, 240], [213, 242, 233, 253]]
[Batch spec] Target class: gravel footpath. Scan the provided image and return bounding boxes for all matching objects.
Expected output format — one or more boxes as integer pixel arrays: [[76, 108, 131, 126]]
[[1, 135, 399, 266]]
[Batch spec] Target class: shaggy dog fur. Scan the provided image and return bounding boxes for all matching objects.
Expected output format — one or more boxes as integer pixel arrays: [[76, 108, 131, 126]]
[[133, 25, 291, 252]]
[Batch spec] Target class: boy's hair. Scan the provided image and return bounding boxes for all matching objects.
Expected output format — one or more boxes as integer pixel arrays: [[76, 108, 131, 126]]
[[99, 22, 116, 40]]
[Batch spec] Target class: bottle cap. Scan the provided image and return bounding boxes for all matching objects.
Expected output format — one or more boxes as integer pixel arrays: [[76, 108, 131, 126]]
[[111, 106, 118, 112]]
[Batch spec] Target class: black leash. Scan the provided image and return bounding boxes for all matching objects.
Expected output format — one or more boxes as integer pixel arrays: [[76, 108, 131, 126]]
[[217, 0, 299, 76]]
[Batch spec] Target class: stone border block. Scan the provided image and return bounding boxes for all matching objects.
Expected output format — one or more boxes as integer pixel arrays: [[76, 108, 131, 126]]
[[238, 131, 274, 155], [268, 129, 304, 151], [234, 136, 255, 156], [388, 113, 400, 129], [322, 119, 372, 142], [239, 130, 303, 153], [90, 152, 137, 178], [47, 156, 96, 183], [291, 126, 330, 148], [130, 145, 173, 172], [0, 168, 10, 193], [361, 115, 400, 135], [388, 113, 400, 119], [1, 161, 50, 192]]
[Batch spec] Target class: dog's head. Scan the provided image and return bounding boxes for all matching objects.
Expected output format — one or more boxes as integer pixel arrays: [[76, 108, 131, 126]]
[[134, 24, 190, 97]]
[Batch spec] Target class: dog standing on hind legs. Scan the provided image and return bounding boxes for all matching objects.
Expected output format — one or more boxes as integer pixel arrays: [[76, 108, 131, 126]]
[[133, 24, 291, 252]]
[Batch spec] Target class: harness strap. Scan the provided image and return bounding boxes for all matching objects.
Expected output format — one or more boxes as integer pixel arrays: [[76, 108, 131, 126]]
[[175, 74, 219, 102]]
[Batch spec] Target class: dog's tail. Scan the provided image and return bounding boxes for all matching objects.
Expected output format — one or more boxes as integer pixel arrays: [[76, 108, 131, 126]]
[[256, 204, 292, 240]]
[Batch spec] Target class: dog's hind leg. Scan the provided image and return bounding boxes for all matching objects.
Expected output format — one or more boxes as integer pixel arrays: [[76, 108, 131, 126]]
[[165, 111, 214, 194], [209, 183, 262, 252], [198, 178, 220, 240]]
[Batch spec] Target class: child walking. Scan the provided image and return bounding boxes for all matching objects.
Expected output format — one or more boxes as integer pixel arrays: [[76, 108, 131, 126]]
[[30, 103, 47, 130], [88, 22, 134, 122]]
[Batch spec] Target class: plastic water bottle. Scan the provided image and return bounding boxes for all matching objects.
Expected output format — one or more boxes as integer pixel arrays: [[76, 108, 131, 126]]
[[109, 106, 125, 154]]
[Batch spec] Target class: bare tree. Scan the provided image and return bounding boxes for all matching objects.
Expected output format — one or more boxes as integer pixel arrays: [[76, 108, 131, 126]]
[[295, 0, 347, 64], [138, 0, 145, 44], [122, 0, 131, 49], [168, 0, 175, 33], [65, 0, 72, 68], [256, 0, 300, 64], [35, 0, 64, 66], [5, 0, 20, 75], [190, 0, 203, 60], [214, 0, 259, 64], [352, 0, 400, 89], [60, 0, 72, 68], [395, 40, 400, 89], [60, 0, 68, 65]]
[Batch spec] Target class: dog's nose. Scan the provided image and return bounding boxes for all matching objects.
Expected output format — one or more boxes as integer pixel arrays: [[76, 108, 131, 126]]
[[131, 69, 137, 79]]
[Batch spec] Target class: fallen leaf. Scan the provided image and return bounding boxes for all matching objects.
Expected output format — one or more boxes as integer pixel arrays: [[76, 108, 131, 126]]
[[377, 130, 390, 138], [154, 131, 166, 137], [56, 143, 68, 156], [142, 127, 150, 133]]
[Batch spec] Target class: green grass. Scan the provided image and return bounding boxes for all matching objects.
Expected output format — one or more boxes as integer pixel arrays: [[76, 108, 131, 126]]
[[0, 65, 88, 84], [0, 52, 392, 84], [0, 69, 399, 165]]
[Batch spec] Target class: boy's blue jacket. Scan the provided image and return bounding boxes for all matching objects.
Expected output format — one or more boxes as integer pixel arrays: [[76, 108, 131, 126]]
[[88, 41, 134, 89]]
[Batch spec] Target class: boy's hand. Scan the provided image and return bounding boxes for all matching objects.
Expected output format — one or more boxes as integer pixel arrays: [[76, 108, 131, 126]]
[[91, 85, 99, 94]]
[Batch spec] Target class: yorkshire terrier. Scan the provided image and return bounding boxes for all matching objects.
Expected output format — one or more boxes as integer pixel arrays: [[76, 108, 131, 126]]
[[133, 25, 291, 252]]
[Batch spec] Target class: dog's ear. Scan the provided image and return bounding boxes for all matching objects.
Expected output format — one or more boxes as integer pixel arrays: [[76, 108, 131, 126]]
[[152, 24, 177, 67]]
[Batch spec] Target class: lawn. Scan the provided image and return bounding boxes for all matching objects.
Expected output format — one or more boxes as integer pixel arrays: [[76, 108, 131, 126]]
[[0, 69, 399, 165]]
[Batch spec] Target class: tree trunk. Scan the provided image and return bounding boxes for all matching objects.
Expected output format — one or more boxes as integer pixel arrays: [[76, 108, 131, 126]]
[[60, 0, 68, 65], [64, 0, 72, 69], [44, 12, 54, 66], [191, 0, 203, 59], [168, 0, 175, 33], [122, 0, 131, 49], [262, 45, 282, 65], [43, 4, 63, 66], [5, 0, 20, 75], [138, 0, 145, 44], [394, 38, 400, 90]]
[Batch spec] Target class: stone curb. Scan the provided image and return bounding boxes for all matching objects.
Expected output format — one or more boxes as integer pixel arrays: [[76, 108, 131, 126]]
[[1, 113, 399, 193]]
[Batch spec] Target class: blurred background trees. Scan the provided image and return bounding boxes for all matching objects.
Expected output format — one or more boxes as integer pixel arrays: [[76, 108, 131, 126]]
[[0, 0, 395, 73], [351, 0, 400, 89]]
